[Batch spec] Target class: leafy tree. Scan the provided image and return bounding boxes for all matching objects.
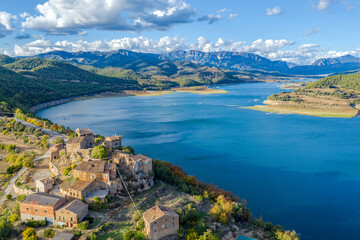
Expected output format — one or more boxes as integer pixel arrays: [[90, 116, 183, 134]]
[[5, 194, 11, 200], [7, 214, 19, 224], [122, 146, 135, 155], [275, 230, 300, 240], [91, 145, 108, 159], [198, 230, 219, 240], [22, 227, 36, 240], [78, 220, 89, 230], [63, 166, 72, 176], [210, 195, 233, 224]]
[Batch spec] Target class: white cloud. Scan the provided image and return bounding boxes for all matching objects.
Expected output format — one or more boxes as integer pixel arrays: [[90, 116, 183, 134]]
[[304, 27, 321, 37], [21, 0, 196, 35], [197, 14, 221, 24], [229, 13, 238, 19], [11, 36, 360, 65], [0, 11, 17, 38], [314, 0, 333, 10], [266, 6, 282, 16]]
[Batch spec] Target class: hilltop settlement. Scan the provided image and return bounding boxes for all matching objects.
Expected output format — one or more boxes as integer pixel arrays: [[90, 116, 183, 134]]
[[0, 114, 299, 240]]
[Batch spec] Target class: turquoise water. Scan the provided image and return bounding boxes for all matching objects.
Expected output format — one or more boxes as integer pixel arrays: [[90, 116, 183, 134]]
[[38, 82, 360, 240]]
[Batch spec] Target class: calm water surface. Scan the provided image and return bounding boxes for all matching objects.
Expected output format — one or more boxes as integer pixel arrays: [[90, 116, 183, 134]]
[[38, 82, 360, 240]]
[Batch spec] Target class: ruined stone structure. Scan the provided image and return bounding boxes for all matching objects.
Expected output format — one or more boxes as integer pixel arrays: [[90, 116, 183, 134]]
[[105, 135, 122, 152], [20, 193, 66, 225], [55, 199, 88, 227], [114, 152, 152, 177], [49, 142, 65, 161], [36, 177, 55, 193], [143, 206, 179, 240]]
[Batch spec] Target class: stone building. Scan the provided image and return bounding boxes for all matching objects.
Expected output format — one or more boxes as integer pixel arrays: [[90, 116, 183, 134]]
[[73, 160, 116, 182], [76, 128, 94, 137], [49, 142, 65, 161], [114, 152, 152, 176], [55, 199, 88, 227], [143, 206, 179, 240], [36, 177, 55, 193], [65, 136, 94, 156], [105, 135, 122, 152], [20, 193, 66, 225], [60, 180, 103, 201]]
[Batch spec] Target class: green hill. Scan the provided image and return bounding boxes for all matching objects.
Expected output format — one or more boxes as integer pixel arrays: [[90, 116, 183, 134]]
[[307, 73, 360, 91], [0, 54, 16, 65]]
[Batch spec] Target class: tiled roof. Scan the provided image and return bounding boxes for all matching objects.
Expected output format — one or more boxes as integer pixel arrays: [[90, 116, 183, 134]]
[[74, 160, 106, 173], [77, 128, 93, 136], [49, 142, 64, 152], [143, 205, 178, 223], [66, 137, 85, 144], [37, 177, 55, 185], [57, 199, 87, 215], [131, 154, 152, 163], [21, 193, 64, 206], [69, 180, 94, 191]]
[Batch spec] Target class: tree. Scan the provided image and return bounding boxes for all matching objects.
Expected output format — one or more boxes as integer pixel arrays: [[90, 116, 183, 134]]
[[5, 194, 11, 200], [6, 144, 17, 154], [7, 214, 19, 224], [275, 230, 300, 240], [43, 228, 55, 238], [198, 230, 219, 240], [0, 217, 14, 239], [122, 146, 135, 155], [78, 220, 89, 230], [210, 195, 233, 224], [91, 145, 108, 159], [22, 227, 36, 240], [63, 166, 72, 176]]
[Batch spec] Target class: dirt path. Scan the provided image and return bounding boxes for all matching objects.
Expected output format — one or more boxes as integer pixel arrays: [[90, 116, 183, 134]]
[[0, 167, 28, 204]]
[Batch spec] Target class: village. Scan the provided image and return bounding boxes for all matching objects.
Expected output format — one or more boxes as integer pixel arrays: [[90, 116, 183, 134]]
[[14, 127, 180, 240]]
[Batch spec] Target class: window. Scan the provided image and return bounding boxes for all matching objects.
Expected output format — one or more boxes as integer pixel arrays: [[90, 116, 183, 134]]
[[154, 226, 157, 232], [44, 210, 47, 213], [165, 224, 168, 229], [91, 174, 95, 179], [63, 217, 65, 220], [105, 174, 108, 177], [70, 217, 73, 221], [59, 216, 61, 220], [26, 208, 29, 211], [172, 222, 175, 227], [35, 209, 38, 212]]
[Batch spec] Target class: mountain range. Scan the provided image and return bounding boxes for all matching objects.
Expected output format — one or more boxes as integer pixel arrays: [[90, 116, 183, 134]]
[[33, 50, 360, 76]]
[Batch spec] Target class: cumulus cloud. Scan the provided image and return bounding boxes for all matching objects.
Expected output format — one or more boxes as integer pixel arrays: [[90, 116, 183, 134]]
[[11, 36, 359, 65], [197, 14, 221, 24], [266, 6, 282, 16], [304, 27, 321, 37], [21, 0, 196, 35], [314, 0, 333, 10], [0, 11, 17, 37], [229, 13, 238, 19]]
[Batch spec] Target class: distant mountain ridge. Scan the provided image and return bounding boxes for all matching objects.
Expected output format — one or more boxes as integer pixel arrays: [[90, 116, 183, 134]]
[[33, 50, 360, 76]]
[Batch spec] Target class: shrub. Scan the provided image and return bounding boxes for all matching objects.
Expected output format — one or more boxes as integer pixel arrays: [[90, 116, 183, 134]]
[[22, 227, 37, 240], [5, 194, 12, 200], [72, 229, 82, 238], [7, 213, 19, 223], [78, 220, 89, 230], [122, 146, 135, 155], [6, 144, 17, 154], [43, 228, 55, 238], [123, 229, 146, 240], [25, 220, 47, 228], [91, 145, 108, 159], [63, 166, 72, 176]]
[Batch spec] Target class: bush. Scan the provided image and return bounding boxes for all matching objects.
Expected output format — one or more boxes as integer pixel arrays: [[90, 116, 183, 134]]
[[43, 228, 55, 238], [122, 146, 135, 155], [25, 220, 47, 228], [5, 194, 12, 200], [78, 220, 89, 230], [6, 144, 17, 154], [51, 137, 64, 145], [63, 166, 72, 176], [123, 229, 146, 240], [7, 214, 19, 223], [22, 227, 37, 240], [72, 229, 82, 238], [91, 145, 108, 159]]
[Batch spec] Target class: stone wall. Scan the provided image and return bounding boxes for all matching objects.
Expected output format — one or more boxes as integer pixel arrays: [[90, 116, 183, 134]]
[[13, 185, 35, 196], [49, 161, 61, 176]]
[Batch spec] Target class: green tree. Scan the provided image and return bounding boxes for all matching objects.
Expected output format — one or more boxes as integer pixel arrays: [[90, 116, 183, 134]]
[[78, 220, 89, 230], [43, 228, 55, 238], [198, 230, 219, 240], [91, 145, 108, 159], [22, 227, 36, 240], [275, 230, 300, 240], [63, 166, 72, 176], [122, 146, 135, 155], [5, 194, 11, 200]]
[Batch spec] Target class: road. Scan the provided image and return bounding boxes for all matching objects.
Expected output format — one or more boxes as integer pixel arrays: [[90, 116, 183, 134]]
[[0, 167, 28, 204]]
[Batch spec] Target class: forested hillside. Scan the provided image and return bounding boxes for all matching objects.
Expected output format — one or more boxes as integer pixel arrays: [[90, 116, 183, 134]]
[[307, 73, 360, 90]]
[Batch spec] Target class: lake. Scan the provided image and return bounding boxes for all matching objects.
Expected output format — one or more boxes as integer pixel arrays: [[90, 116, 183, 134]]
[[37, 82, 360, 240]]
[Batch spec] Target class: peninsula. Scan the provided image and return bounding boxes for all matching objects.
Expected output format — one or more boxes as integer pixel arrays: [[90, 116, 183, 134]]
[[245, 73, 360, 118]]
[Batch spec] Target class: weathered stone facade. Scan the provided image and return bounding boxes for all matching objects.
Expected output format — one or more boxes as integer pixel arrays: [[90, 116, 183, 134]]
[[36, 177, 55, 193], [73, 160, 116, 182], [20, 193, 66, 225], [55, 199, 88, 227], [143, 206, 179, 240], [60, 180, 104, 200], [50, 142, 65, 161], [105, 135, 122, 152], [114, 152, 152, 176]]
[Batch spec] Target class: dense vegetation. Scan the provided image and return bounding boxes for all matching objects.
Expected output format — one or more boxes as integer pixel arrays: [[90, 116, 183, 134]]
[[267, 93, 303, 103], [307, 73, 360, 91]]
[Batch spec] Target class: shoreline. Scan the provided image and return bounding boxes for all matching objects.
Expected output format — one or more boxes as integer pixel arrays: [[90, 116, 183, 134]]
[[30, 86, 229, 113]]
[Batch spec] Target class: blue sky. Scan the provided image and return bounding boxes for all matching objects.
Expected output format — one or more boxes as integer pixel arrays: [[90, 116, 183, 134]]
[[0, 0, 359, 64]]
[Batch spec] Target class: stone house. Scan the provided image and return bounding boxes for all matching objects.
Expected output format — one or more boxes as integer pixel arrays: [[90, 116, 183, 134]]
[[60, 180, 103, 201], [105, 135, 122, 152], [55, 199, 88, 227], [20, 193, 66, 225], [49, 142, 65, 161], [73, 160, 116, 182], [76, 128, 94, 137], [143, 206, 179, 240], [36, 177, 55, 193], [65, 136, 94, 156], [114, 152, 152, 176]]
